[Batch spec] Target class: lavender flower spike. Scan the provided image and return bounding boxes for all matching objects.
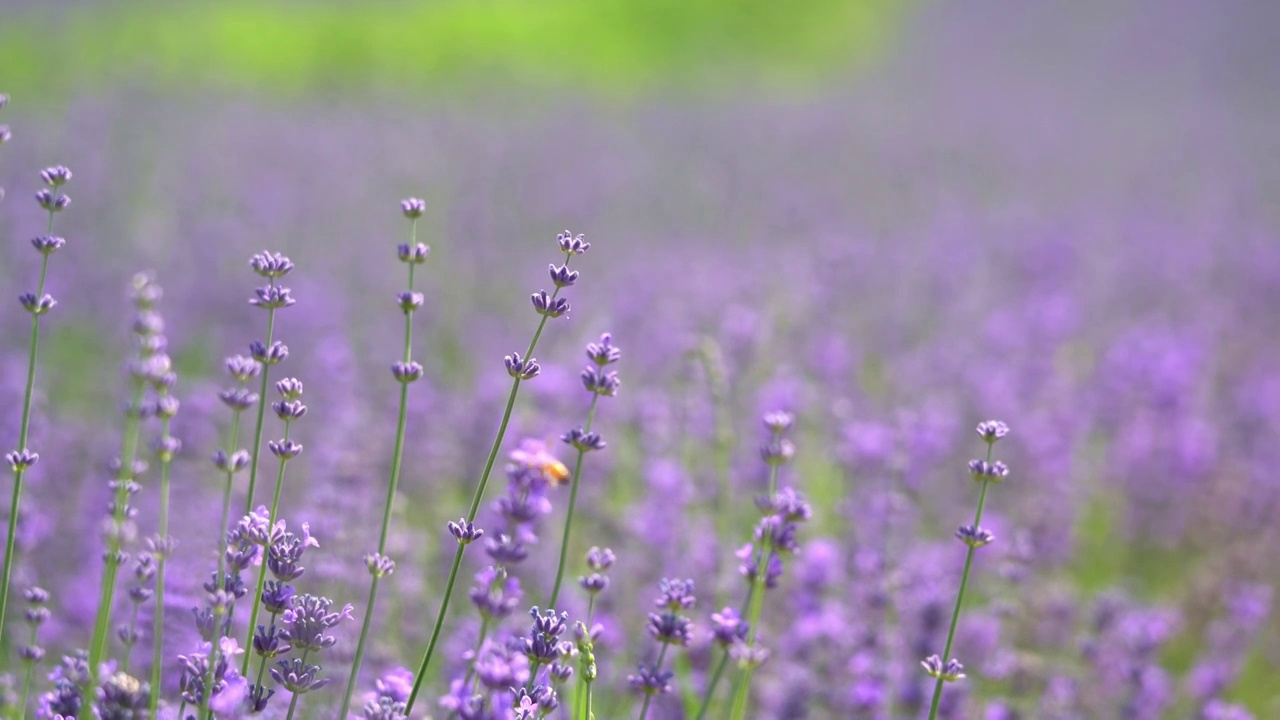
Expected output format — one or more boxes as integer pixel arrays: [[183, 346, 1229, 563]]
[[926, 421, 1012, 719], [337, 198, 430, 719], [1, 168, 75, 651]]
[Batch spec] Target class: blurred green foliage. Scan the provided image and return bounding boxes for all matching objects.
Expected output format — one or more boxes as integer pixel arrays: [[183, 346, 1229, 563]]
[[1, 0, 901, 97]]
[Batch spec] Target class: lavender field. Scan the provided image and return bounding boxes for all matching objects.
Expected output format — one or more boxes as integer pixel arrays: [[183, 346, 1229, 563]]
[[1, 1, 1278, 718]]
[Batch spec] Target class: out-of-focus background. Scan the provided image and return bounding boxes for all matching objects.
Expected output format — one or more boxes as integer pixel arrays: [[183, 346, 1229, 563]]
[[2, 0, 1279, 717]]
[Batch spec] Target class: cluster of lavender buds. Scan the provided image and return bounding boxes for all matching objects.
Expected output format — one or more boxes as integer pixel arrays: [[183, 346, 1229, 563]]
[[923, 420, 1010, 719]]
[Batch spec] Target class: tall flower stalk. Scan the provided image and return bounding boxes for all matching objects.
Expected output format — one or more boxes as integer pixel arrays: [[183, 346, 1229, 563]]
[[721, 412, 806, 720], [547, 332, 620, 609], [336, 198, 429, 719], [18, 586, 50, 720], [147, 366, 181, 717], [88, 271, 171, 695], [242, 376, 307, 676], [2, 166, 70, 650], [924, 420, 1010, 719], [242, 251, 296, 516], [404, 229, 590, 714]]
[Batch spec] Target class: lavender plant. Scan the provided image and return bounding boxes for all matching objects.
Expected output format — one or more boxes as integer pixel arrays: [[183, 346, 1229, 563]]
[[147, 356, 180, 717], [923, 420, 1010, 719], [404, 230, 590, 714], [2, 166, 69, 652], [337, 198, 428, 719]]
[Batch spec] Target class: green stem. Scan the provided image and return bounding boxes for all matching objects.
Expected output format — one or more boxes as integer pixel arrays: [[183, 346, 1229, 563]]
[[636, 644, 669, 720], [18, 621, 38, 720], [148, 410, 174, 718], [926, 445, 995, 720], [242, 419, 293, 676], [406, 279, 570, 714], [337, 238, 420, 720], [87, 376, 147, 697], [585, 682, 593, 720], [200, 409, 245, 720], [242, 293, 278, 516], [3, 212, 55, 653], [693, 649, 729, 720], [547, 395, 601, 608]]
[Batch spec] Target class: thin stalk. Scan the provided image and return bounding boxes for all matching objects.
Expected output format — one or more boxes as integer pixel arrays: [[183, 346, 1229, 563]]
[[336, 240, 420, 719], [242, 289, 278, 515], [636, 644, 669, 720], [18, 621, 38, 720], [693, 649, 729, 720], [546, 395, 600, 608], [2, 208, 54, 651], [197, 604, 225, 719], [726, 459, 781, 720], [148, 410, 175, 717], [926, 446, 995, 720], [199, 409, 245, 720], [584, 682, 593, 720], [405, 278, 571, 714], [121, 601, 141, 673], [87, 376, 148, 692], [242, 420, 294, 676]]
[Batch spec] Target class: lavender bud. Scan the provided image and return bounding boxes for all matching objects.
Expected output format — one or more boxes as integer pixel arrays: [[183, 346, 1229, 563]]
[[19, 645, 44, 663], [24, 587, 49, 604], [586, 547, 615, 571], [226, 355, 261, 381], [268, 439, 304, 459], [921, 655, 965, 682], [249, 340, 289, 365], [447, 518, 484, 545], [213, 449, 251, 473], [968, 459, 1009, 482], [400, 197, 426, 218], [219, 388, 259, 412], [578, 573, 608, 595], [0, 125, 8, 145], [548, 264, 579, 288], [397, 291, 424, 313], [19, 292, 56, 316], [762, 411, 795, 434], [34, 189, 69, 212], [955, 524, 996, 548], [249, 250, 295, 278], [262, 581, 296, 614], [275, 377, 303, 399], [391, 361, 424, 383], [6, 449, 38, 471], [975, 420, 1010, 443], [531, 290, 570, 318], [561, 427, 605, 452], [365, 552, 396, 578], [272, 399, 307, 420], [30, 235, 66, 255], [710, 607, 748, 647], [397, 242, 430, 264], [556, 230, 590, 255], [39, 165, 72, 187], [153, 395, 180, 419], [580, 367, 620, 396], [504, 351, 540, 380], [729, 642, 770, 669], [24, 607, 50, 626], [249, 285, 296, 309], [627, 663, 673, 696], [760, 437, 796, 465], [655, 578, 696, 610], [585, 333, 620, 365]]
